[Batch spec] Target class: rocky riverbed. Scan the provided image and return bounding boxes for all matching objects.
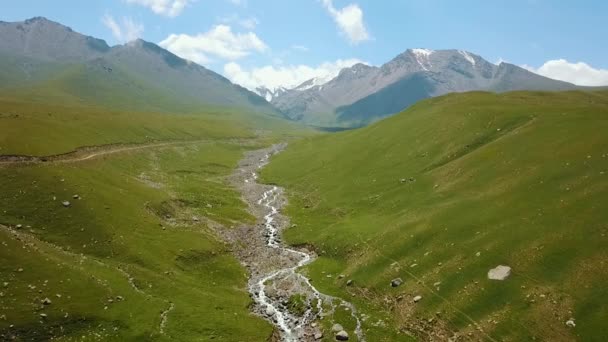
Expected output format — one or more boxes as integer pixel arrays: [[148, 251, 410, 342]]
[[225, 144, 365, 342]]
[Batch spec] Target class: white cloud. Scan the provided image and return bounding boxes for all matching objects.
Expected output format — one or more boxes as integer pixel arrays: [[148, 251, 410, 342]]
[[223, 58, 366, 91], [321, 0, 370, 45], [102, 15, 144, 43], [522, 59, 608, 86], [239, 17, 259, 30], [125, 0, 193, 18], [159, 25, 267, 65], [219, 14, 259, 30]]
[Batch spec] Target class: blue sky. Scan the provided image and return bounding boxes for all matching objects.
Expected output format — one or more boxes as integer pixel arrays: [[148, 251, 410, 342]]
[[3, 0, 608, 89]]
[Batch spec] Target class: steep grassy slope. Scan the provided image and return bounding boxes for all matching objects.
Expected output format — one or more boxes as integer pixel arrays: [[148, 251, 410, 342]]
[[0, 86, 307, 156], [262, 90, 608, 341], [0, 141, 274, 340]]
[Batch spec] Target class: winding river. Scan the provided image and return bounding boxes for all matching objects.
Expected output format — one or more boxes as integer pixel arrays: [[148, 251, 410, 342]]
[[232, 146, 365, 341]]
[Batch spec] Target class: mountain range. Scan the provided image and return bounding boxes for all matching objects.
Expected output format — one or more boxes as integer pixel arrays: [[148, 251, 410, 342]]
[[0, 17, 591, 127], [0, 17, 277, 115], [264, 49, 581, 126]]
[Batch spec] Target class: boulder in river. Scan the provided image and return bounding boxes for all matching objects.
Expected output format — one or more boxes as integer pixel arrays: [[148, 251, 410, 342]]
[[487, 265, 511, 280], [335, 330, 349, 340]]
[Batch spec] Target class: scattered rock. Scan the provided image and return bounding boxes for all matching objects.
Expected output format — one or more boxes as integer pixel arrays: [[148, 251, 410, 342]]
[[41, 298, 52, 305], [487, 265, 511, 280], [39, 313, 47, 319], [314, 332, 323, 340], [73, 194, 80, 199], [192, 216, 200, 222], [566, 319, 576, 328], [391, 278, 403, 287], [16, 224, 22, 229], [346, 279, 354, 286], [413, 295, 422, 303], [62, 201, 71, 207], [331, 323, 344, 332], [433, 281, 441, 287], [475, 251, 481, 257], [335, 330, 349, 341]]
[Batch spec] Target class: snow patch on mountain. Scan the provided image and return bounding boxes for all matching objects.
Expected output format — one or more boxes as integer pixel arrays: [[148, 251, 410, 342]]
[[255, 86, 288, 102], [459, 50, 476, 66], [411, 48, 434, 71]]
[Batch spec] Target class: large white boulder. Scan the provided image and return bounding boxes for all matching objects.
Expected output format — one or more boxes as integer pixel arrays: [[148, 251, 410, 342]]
[[488, 265, 511, 280]]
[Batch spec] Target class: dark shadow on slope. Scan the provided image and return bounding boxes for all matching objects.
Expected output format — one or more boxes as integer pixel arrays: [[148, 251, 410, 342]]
[[335, 73, 436, 125]]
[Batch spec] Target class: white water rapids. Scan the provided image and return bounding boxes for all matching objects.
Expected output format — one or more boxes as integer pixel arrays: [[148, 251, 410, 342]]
[[245, 152, 365, 342]]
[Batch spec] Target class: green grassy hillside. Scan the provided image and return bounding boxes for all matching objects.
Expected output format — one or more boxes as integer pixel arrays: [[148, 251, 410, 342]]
[[0, 141, 274, 340], [262, 90, 608, 341], [0, 87, 307, 156], [0, 59, 309, 339]]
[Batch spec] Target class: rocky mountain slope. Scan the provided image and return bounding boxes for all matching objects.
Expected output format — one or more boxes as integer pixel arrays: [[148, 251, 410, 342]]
[[0, 17, 277, 114], [271, 49, 579, 126]]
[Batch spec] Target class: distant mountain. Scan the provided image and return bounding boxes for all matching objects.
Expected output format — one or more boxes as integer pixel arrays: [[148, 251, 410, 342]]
[[255, 86, 288, 102], [270, 49, 580, 126], [0, 17, 278, 115]]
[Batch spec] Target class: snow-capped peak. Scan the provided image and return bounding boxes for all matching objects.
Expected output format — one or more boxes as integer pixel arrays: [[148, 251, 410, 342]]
[[458, 50, 476, 66], [412, 48, 434, 58], [293, 72, 340, 91], [411, 48, 434, 71]]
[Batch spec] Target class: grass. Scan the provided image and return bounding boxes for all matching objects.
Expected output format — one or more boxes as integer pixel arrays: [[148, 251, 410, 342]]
[[0, 48, 315, 340], [0, 93, 311, 156], [262, 90, 608, 341], [0, 60, 317, 339], [0, 141, 276, 340]]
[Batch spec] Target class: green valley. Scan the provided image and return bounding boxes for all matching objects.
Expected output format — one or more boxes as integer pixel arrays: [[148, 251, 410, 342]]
[[262, 90, 608, 341], [2, 8, 608, 342]]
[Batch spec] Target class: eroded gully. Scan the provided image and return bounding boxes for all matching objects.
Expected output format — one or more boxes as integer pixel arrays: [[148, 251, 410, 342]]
[[225, 144, 365, 341]]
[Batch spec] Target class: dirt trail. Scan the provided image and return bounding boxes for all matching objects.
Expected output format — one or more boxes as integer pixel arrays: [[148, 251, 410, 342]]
[[0, 138, 256, 168], [225, 144, 365, 342]]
